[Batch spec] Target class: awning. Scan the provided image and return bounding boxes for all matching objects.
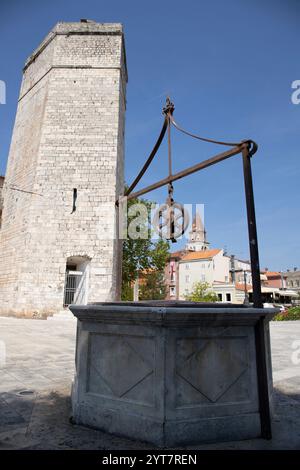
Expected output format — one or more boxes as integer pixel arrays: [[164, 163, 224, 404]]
[[248, 287, 298, 297]]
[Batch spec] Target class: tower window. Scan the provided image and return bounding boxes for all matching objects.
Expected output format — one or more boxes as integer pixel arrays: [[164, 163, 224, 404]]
[[170, 286, 176, 296], [71, 188, 77, 214]]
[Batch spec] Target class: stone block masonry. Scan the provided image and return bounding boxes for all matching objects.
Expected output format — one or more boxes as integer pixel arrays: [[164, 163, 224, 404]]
[[0, 21, 127, 318], [0, 176, 4, 226]]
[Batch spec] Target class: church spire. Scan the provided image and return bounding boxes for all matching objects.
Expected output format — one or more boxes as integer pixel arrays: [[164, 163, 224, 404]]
[[186, 211, 210, 251]]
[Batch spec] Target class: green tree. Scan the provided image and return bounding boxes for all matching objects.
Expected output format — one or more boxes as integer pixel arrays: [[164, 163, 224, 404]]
[[139, 271, 166, 301], [121, 193, 170, 300], [184, 281, 218, 302], [138, 238, 170, 300]]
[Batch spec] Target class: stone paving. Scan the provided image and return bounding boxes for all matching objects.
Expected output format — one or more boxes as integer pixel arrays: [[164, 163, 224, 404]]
[[0, 317, 299, 450]]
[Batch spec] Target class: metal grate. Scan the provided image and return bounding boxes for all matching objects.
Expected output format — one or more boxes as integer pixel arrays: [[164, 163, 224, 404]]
[[64, 271, 82, 306]]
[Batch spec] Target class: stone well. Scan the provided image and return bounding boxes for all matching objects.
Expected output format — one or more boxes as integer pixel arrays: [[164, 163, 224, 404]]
[[70, 301, 276, 447]]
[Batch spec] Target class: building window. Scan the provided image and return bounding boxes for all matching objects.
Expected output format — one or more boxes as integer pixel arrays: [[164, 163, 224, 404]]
[[218, 293, 222, 301], [185, 264, 189, 270], [225, 276, 228, 282], [185, 275, 190, 283], [170, 286, 176, 297], [226, 293, 231, 302], [202, 264, 205, 269], [201, 274, 205, 282]]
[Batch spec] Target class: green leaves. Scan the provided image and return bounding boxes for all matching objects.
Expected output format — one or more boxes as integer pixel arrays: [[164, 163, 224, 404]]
[[121, 191, 170, 300], [184, 281, 218, 302]]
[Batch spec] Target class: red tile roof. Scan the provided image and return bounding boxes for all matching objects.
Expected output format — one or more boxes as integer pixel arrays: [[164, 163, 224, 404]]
[[169, 250, 184, 259], [235, 283, 252, 291], [181, 249, 221, 261], [264, 271, 281, 277]]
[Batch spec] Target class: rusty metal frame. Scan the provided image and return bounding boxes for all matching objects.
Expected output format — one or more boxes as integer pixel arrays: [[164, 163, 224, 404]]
[[117, 98, 272, 439], [117, 99, 262, 308]]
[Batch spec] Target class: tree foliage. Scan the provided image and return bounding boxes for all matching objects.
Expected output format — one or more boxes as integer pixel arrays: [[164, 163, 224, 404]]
[[121, 193, 170, 300], [274, 306, 300, 321], [184, 281, 218, 302], [139, 270, 166, 301]]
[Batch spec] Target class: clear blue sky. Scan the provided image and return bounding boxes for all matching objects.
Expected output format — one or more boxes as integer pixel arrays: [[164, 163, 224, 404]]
[[0, 0, 299, 271]]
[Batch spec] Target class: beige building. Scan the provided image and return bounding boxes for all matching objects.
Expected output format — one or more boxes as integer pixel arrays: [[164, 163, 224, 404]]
[[179, 248, 230, 299], [0, 21, 127, 317], [164, 211, 254, 303], [213, 281, 246, 304], [284, 269, 300, 293], [164, 212, 246, 303], [169, 211, 297, 304], [230, 256, 252, 286]]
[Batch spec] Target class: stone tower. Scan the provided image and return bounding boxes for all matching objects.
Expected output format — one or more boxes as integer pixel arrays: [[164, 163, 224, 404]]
[[0, 21, 127, 317], [186, 211, 210, 251]]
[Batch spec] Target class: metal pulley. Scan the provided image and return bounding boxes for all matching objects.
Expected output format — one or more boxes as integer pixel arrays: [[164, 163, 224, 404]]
[[152, 98, 189, 242], [152, 183, 189, 242]]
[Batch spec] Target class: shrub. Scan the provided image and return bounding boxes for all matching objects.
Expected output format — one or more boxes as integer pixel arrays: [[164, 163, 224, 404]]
[[185, 282, 218, 302], [273, 306, 300, 321]]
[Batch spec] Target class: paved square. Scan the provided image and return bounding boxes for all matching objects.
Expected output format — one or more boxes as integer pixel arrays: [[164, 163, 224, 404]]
[[0, 317, 299, 449]]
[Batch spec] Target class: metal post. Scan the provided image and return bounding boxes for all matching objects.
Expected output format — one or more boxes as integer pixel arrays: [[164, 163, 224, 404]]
[[280, 271, 284, 290], [254, 316, 272, 439], [242, 145, 262, 308], [243, 270, 250, 305], [242, 144, 272, 439]]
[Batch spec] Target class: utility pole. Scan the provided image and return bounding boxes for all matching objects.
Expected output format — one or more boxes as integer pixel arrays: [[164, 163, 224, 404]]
[[133, 274, 139, 301], [243, 270, 250, 305], [280, 270, 285, 290]]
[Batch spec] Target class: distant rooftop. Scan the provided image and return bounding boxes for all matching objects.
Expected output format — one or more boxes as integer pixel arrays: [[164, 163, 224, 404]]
[[180, 249, 221, 262]]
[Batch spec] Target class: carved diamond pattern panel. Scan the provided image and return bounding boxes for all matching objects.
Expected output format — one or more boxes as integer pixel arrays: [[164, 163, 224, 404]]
[[176, 337, 248, 403], [88, 334, 154, 405]]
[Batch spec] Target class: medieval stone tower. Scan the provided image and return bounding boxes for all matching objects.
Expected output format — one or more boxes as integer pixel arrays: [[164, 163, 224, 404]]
[[0, 21, 127, 317]]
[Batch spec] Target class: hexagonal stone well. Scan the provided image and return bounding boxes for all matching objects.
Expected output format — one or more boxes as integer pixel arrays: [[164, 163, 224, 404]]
[[70, 301, 276, 447]]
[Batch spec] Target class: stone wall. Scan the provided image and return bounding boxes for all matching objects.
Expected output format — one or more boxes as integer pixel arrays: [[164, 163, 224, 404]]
[[0, 21, 127, 317], [0, 176, 4, 227]]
